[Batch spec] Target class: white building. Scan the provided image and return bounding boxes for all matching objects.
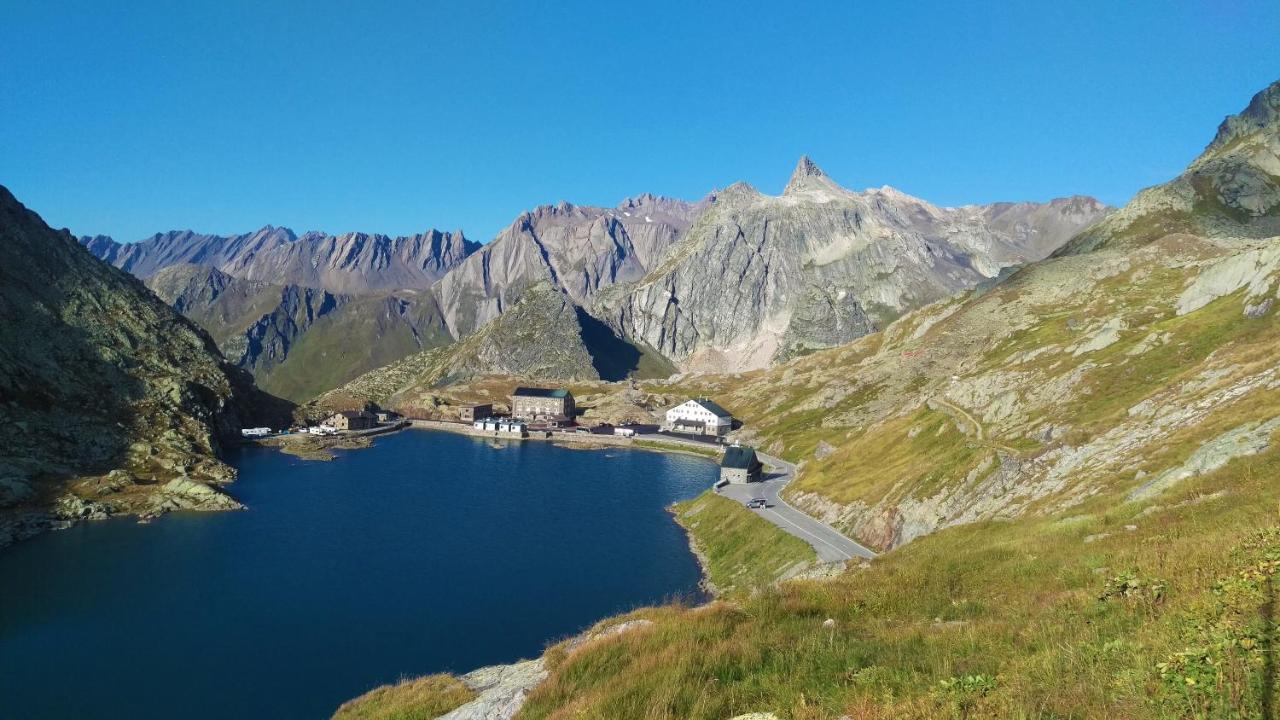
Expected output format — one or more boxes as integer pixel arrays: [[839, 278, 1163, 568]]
[[497, 420, 526, 435], [473, 417, 526, 436], [240, 427, 272, 438], [664, 398, 733, 437]]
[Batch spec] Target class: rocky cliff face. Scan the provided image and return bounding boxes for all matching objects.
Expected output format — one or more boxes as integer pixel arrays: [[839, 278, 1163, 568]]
[[83, 226, 478, 293], [1062, 79, 1280, 254], [598, 157, 1110, 371], [429, 196, 701, 338], [0, 187, 290, 548]]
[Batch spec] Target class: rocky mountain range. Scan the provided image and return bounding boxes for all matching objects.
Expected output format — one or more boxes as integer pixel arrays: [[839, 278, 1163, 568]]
[[83, 164, 1108, 402], [428, 195, 705, 338], [598, 158, 1109, 370], [84, 226, 477, 293], [586, 79, 1280, 555], [0, 187, 289, 547]]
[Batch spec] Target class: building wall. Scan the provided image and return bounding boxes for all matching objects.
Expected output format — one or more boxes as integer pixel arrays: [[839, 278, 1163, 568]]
[[721, 467, 750, 484], [511, 397, 572, 418], [666, 401, 731, 435], [326, 414, 374, 430], [459, 404, 492, 422]]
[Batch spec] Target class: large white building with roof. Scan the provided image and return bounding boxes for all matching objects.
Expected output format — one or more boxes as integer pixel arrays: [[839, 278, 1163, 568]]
[[664, 398, 733, 437]]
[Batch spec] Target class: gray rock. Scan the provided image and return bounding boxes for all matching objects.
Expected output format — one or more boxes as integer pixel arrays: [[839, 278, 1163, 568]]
[[1246, 298, 1274, 318], [160, 478, 244, 511], [53, 494, 110, 520], [1129, 417, 1280, 501], [0, 469, 34, 507], [437, 619, 654, 720]]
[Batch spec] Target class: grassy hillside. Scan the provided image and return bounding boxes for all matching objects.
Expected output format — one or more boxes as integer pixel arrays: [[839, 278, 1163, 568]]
[[333, 675, 474, 720], [630, 233, 1280, 552], [517, 446, 1280, 719], [256, 293, 452, 402]]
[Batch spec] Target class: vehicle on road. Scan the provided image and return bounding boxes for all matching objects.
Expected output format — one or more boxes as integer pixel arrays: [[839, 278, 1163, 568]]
[[746, 498, 768, 509]]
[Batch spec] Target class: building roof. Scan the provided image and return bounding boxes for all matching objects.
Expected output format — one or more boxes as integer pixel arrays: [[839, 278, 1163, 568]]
[[331, 410, 372, 419], [513, 387, 572, 399], [689, 397, 732, 419], [721, 445, 760, 470]]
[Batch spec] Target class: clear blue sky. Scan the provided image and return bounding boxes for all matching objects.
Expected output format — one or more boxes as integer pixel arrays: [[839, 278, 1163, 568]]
[[3, 1, 1278, 244]]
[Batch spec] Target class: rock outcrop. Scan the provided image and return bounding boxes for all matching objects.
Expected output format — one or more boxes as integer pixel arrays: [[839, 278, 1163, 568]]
[[1062, 79, 1280, 254], [0, 186, 289, 547]]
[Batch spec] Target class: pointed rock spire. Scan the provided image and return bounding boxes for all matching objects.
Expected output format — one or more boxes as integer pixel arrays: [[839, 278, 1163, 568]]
[[784, 155, 837, 195]]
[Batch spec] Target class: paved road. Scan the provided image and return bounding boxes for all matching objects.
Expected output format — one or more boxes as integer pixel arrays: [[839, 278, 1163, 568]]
[[717, 451, 877, 562], [606, 426, 876, 563]]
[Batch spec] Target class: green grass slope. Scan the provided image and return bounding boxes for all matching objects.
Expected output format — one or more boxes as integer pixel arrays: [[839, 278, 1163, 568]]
[[674, 492, 818, 597]]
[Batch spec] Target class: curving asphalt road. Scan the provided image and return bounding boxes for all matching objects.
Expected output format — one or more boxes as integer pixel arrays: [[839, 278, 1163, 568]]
[[715, 451, 877, 562]]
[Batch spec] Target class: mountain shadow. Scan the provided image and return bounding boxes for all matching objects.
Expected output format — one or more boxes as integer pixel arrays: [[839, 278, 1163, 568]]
[[574, 308, 675, 381]]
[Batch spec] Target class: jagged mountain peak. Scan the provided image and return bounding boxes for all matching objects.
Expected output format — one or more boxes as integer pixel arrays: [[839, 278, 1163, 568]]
[[1206, 79, 1280, 155], [784, 155, 841, 196], [710, 181, 763, 204]]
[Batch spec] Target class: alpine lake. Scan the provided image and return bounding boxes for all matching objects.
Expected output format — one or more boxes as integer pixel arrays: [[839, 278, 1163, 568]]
[[0, 429, 715, 719]]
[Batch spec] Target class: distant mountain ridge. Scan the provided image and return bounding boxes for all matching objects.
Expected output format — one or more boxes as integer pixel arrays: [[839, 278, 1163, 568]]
[[428, 194, 704, 338], [83, 225, 478, 294]]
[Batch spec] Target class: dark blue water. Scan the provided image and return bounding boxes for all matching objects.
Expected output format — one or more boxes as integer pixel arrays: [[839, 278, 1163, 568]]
[[0, 430, 713, 719]]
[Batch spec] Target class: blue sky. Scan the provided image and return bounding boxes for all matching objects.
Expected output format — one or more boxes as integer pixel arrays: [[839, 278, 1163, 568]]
[[2, 1, 1278, 244]]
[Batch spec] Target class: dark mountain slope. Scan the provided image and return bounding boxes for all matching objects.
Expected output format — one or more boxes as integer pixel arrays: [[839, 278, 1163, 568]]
[[0, 187, 290, 547]]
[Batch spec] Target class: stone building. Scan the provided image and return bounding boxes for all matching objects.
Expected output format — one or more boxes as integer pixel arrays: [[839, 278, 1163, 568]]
[[457, 403, 493, 422], [510, 387, 575, 421], [323, 410, 376, 431], [720, 445, 763, 484]]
